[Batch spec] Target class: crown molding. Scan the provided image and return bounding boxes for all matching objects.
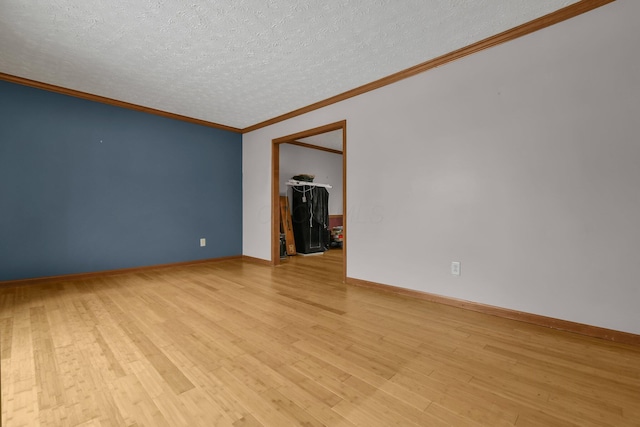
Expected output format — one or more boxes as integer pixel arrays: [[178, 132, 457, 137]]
[[242, 0, 615, 133], [0, 0, 615, 134], [0, 72, 242, 133]]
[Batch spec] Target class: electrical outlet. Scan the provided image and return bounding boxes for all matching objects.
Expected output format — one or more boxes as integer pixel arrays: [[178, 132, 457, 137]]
[[451, 261, 461, 276], [200, 238, 206, 247]]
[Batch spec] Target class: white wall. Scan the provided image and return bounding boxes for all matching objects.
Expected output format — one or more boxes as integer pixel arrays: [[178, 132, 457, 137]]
[[243, 0, 640, 334], [279, 144, 343, 216]]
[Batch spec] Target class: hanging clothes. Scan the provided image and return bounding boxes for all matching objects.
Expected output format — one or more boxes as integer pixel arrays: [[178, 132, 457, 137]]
[[290, 184, 330, 253]]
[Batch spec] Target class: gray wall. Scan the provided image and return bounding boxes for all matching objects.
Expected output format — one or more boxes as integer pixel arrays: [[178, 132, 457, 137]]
[[243, 0, 640, 334]]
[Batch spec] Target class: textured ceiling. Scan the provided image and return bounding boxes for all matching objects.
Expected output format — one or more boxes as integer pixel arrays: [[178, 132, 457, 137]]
[[0, 0, 579, 130]]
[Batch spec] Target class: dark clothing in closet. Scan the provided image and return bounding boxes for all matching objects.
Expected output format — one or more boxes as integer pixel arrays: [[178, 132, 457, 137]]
[[291, 185, 330, 253]]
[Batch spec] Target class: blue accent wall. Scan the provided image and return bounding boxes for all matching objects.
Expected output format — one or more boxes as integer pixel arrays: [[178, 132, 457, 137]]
[[0, 80, 242, 281]]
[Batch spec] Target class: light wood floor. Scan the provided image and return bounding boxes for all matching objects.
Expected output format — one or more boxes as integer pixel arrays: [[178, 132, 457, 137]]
[[1, 249, 639, 426]]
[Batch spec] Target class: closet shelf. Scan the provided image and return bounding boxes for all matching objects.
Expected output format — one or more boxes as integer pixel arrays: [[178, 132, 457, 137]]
[[286, 179, 332, 189]]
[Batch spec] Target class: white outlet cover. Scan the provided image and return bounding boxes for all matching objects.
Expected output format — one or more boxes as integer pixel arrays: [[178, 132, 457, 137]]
[[200, 238, 206, 247], [451, 261, 461, 276]]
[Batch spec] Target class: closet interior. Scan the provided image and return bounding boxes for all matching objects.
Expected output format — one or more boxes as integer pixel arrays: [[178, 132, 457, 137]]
[[278, 130, 344, 260]]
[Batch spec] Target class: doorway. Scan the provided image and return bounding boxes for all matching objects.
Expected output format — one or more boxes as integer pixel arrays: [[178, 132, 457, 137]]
[[271, 120, 346, 281]]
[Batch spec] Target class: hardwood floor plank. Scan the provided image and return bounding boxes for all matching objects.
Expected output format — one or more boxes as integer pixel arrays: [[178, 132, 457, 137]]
[[92, 326, 127, 378], [259, 387, 327, 427], [119, 321, 195, 395], [178, 387, 238, 427], [273, 386, 353, 427], [2, 323, 39, 427], [425, 402, 494, 427], [514, 408, 582, 427], [0, 317, 13, 360], [341, 375, 448, 426], [271, 369, 351, 426], [29, 306, 64, 410], [232, 413, 264, 427], [212, 367, 297, 427], [293, 339, 392, 387]]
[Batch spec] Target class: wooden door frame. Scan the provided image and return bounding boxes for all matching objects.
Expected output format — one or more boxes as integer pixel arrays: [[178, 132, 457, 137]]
[[271, 120, 347, 281]]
